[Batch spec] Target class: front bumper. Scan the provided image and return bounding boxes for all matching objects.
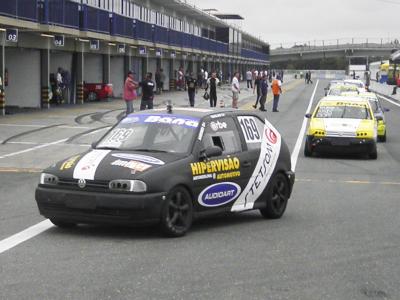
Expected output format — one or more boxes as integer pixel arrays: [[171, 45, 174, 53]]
[[307, 135, 376, 154], [35, 186, 167, 225]]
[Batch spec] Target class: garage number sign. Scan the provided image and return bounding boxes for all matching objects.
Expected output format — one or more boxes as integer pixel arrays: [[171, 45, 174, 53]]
[[6, 29, 18, 43], [118, 44, 125, 54], [54, 35, 64, 47], [139, 46, 147, 55], [90, 40, 100, 51]]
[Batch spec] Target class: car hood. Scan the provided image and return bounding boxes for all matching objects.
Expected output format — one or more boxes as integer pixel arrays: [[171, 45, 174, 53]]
[[47, 149, 185, 181]]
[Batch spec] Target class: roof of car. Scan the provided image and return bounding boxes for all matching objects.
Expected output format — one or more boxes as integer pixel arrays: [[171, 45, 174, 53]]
[[130, 107, 256, 118], [319, 96, 370, 105]]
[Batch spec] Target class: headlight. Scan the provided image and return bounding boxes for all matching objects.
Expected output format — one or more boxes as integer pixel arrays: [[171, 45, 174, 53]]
[[109, 180, 147, 193], [40, 173, 59, 185]]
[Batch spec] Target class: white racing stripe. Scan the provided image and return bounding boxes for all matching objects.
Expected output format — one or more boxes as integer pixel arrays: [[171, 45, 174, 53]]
[[0, 220, 53, 255], [378, 95, 400, 108], [290, 80, 319, 172]]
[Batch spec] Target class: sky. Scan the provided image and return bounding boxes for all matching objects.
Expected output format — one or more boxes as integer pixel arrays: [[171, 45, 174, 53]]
[[188, 0, 399, 48]]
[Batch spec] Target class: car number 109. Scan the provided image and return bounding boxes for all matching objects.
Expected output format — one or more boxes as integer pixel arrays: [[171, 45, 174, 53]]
[[238, 116, 261, 143]]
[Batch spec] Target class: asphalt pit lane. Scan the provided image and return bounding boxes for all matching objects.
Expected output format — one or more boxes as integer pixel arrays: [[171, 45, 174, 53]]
[[361, 287, 389, 299]]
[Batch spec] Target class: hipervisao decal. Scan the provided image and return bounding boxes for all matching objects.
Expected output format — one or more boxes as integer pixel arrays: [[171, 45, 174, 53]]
[[112, 153, 165, 165], [190, 157, 240, 175], [231, 119, 281, 212], [60, 155, 80, 171], [73, 150, 110, 180], [111, 159, 151, 172], [198, 182, 241, 207], [193, 174, 215, 181], [216, 171, 241, 180], [210, 121, 227, 131]]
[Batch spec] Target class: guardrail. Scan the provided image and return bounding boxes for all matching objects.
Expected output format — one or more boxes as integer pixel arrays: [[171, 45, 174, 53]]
[[0, 0, 38, 22], [43, 0, 79, 29], [271, 38, 400, 55]]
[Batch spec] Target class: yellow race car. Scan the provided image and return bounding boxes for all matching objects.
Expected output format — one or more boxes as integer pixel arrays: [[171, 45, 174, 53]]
[[304, 96, 378, 159], [342, 92, 389, 142]]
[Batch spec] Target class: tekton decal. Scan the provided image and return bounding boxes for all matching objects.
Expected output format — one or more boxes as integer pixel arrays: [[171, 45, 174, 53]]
[[198, 182, 241, 207]]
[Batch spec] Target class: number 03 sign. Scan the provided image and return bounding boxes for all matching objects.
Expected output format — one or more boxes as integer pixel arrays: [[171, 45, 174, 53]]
[[238, 116, 262, 143], [6, 29, 18, 43]]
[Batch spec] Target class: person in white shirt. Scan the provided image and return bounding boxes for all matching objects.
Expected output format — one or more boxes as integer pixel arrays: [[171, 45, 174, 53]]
[[246, 70, 253, 89], [231, 72, 240, 109]]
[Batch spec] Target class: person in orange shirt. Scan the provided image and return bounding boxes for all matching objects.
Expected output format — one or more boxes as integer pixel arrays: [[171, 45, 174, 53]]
[[271, 75, 282, 112]]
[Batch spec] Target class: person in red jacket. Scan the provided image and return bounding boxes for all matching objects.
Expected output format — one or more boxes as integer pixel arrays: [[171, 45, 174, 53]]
[[123, 71, 138, 115]]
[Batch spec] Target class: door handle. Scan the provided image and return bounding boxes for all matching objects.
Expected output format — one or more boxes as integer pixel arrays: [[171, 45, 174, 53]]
[[243, 161, 251, 168]]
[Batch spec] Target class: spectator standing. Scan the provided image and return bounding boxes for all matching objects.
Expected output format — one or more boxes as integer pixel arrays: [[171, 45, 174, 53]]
[[259, 74, 268, 112], [206, 72, 220, 108], [139, 72, 155, 110], [231, 72, 240, 109], [307, 71, 313, 84], [155, 69, 162, 94], [252, 73, 262, 109], [123, 71, 138, 115], [186, 72, 197, 107], [246, 70, 253, 88], [271, 75, 282, 112], [305, 71, 309, 84]]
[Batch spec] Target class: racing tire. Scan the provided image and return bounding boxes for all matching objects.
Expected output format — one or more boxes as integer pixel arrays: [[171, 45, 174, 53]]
[[304, 140, 312, 157], [87, 92, 97, 102], [50, 218, 77, 228], [378, 132, 386, 143], [260, 173, 290, 219], [160, 187, 193, 237], [369, 145, 378, 160]]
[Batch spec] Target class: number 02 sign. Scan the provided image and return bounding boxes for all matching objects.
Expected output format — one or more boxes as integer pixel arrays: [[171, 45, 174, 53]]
[[6, 29, 18, 43]]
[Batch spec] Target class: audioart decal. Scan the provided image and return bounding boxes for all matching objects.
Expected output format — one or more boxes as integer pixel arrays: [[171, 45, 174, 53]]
[[198, 182, 241, 207]]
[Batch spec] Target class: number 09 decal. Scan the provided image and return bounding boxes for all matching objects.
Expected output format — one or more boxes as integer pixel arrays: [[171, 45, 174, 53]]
[[238, 116, 261, 143]]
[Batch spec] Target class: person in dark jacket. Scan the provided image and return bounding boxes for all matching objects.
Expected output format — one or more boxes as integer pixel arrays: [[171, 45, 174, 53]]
[[206, 72, 220, 108], [252, 73, 262, 109], [186, 72, 198, 107], [139, 72, 155, 110], [259, 74, 268, 112]]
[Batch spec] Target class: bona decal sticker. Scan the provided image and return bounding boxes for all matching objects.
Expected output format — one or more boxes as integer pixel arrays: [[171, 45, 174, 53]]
[[198, 182, 241, 207], [122, 114, 200, 129], [112, 153, 165, 165]]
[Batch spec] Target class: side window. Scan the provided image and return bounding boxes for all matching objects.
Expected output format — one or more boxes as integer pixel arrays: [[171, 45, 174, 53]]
[[201, 117, 242, 155], [237, 116, 264, 150]]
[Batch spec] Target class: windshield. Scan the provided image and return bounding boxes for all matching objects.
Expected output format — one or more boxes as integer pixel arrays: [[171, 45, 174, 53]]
[[96, 114, 200, 154], [328, 86, 358, 96], [315, 105, 371, 119]]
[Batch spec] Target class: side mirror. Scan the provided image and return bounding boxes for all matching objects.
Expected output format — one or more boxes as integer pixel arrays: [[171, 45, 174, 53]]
[[200, 146, 223, 160], [91, 141, 98, 149], [305, 113, 312, 119], [375, 115, 383, 121]]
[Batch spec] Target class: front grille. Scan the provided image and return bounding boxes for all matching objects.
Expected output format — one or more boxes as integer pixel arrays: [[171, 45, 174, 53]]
[[58, 178, 109, 192]]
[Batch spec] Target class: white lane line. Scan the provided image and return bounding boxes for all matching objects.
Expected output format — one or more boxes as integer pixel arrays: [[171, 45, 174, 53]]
[[0, 124, 91, 129], [290, 80, 319, 172], [0, 220, 53, 255], [0, 141, 91, 147], [0, 138, 68, 159], [378, 95, 400, 108]]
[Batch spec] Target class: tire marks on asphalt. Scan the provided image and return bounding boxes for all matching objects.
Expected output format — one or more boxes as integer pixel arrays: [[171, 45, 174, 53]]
[[1, 124, 66, 145]]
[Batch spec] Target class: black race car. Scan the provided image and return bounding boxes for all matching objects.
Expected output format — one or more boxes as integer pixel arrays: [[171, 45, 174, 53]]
[[36, 107, 295, 237]]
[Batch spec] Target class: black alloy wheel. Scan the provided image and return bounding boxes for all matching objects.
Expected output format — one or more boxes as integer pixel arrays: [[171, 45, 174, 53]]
[[260, 173, 290, 219], [160, 187, 193, 237]]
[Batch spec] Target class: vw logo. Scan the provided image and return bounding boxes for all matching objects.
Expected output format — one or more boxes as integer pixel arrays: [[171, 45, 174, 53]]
[[78, 179, 86, 189]]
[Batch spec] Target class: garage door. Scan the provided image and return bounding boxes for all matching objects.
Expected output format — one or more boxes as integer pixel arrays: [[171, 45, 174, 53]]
[[110, 56, 124, 98], [5, 48, 40, 108], [162, 59, 170, 91], [84, 53, 102, 83]]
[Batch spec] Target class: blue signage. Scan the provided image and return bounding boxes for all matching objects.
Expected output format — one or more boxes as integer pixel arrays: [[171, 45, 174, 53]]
[[198, 182, 241, 207], [6, 29, 18, 43], [54, 35, 64, 47], [118, 44, 126, 54], [90, 40, 99, 50], [139, 46, 147, 55]]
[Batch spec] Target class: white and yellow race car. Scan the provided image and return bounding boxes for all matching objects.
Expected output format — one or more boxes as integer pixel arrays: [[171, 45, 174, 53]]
[[304, 96, 378, 159]]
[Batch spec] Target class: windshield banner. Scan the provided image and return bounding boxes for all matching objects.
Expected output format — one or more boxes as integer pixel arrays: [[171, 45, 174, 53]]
[[122, 114, 200, 129]]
